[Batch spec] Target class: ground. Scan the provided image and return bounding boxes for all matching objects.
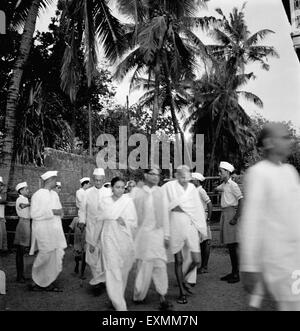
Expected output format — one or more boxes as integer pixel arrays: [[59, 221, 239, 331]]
[[0, 247, 276, 311]]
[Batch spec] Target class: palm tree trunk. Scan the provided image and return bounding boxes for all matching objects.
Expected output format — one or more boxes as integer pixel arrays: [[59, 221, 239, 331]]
[[88, 102, 92, 157], [151, 74, 160, 134], [208, 103, 227, 175], [1, 0, 41, 187]]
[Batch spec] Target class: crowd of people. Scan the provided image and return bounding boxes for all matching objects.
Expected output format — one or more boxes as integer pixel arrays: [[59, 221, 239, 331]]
[[0, 123, 300, 311]]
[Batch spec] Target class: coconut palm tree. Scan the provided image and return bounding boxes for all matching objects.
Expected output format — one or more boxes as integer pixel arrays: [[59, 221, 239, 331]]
[[114, 0, 217, 134], [188, 4, 279, 174], [207, 4, 279, 73], [1, 0, 55, 185], [186, 60, 263, 174], [59, 0, 127, 156]]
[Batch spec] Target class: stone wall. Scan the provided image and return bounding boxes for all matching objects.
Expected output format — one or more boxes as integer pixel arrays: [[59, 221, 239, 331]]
[[5, 148, 122, 217]]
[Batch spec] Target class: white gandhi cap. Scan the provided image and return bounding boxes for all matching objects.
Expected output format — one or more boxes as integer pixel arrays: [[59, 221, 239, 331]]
[[191, 172, 206, 181], [16, 182, 27, 192], [93, 168, 105, 176], [80, 177, 90, 184], [41, 171, 58, 181], [219, 162, 234, 173]]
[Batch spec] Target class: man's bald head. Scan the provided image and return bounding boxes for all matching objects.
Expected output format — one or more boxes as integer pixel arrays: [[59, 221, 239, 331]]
[[175, 165, 191, 187]]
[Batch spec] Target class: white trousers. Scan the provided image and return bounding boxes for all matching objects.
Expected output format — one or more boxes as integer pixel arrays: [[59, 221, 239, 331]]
[[0, 270, 5, 294], [106, 264, 132, 311], [278, 301, 300, 311], [133, 259, 168, 301], [86, 244, 105, 285], [32, 248, 65, 287]]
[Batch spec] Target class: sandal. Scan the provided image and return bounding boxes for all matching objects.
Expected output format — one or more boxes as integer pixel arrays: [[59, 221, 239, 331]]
[[177, 295, 188, 304]]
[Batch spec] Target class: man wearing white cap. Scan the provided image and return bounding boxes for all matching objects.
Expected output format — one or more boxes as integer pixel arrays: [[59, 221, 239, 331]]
[[191, 173, 213, 275], [29, 171, 67, 291], [216, 161, 243, 284], [0, 176, 8, 254], [162, 165, 207, 304], [76, 177, 90, 211], [68, 177, 90, 279], [14, 182, 31, 282], [78, 168, 111, 288]]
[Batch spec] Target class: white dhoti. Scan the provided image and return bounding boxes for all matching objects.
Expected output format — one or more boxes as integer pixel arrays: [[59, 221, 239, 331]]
[[0, 270, 6, 295], [134, 259, 168, 301], [86, 244, 105, 285], [32, 248, 65, 287], [30, 189, 67, 288], [170, 212, 200, 255]]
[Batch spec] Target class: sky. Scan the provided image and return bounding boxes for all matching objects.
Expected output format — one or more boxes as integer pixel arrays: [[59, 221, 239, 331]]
[[36, 0, 300, 129]]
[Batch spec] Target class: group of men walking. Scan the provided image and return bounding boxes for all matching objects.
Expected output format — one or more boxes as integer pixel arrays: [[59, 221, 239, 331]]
[[1, 123, 300, 311]]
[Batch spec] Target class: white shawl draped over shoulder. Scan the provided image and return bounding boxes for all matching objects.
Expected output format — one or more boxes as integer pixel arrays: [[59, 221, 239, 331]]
[[100, 195, 137, 278], [30, 189, 66, 255], [162, 181, 207, 237]]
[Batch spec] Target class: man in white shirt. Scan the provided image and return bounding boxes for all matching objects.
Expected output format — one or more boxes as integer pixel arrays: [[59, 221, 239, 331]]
[[15, 182, 31, 283], [0, 176, 7, 254], [78, 168, 110, 289], [29, 171, 67, 292], [240, 123, 300, 311], [216, 162, 243, 284]]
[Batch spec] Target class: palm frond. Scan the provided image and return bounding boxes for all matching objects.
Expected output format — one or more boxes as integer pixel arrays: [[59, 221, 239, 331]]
[[237, 90, 263, 108], [94, 0, 127, 62], [246, 29, 275, 46]]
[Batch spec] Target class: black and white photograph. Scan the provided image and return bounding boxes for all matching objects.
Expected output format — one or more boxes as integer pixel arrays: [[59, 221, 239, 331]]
[[0, 0, 300, 316]]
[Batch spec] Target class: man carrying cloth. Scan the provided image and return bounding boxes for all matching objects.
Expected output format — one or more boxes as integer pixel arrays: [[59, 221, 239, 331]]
[[216, 162, 243, 284], [29, 171, 67, 292], [162, 165, 207, 304], [78, 168, 110, 289]]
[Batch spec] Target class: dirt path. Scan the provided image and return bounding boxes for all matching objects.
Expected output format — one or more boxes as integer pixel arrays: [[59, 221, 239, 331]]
[[0, 247, 276, 311]]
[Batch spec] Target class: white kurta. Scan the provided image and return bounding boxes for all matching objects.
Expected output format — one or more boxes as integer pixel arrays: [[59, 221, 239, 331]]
[[78, 186, 111, 285], [30, 189, 67, 287], [76, 188, 86, 211], [132, 185, 170, 301], [100, 194, 137, 311], [240, 160, 300, 303]]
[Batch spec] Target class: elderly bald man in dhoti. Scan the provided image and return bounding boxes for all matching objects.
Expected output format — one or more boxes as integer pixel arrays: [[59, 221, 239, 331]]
[[78, 168, 111, 288], [29, 171, 66, 292], [162, 165, 207, 304]]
